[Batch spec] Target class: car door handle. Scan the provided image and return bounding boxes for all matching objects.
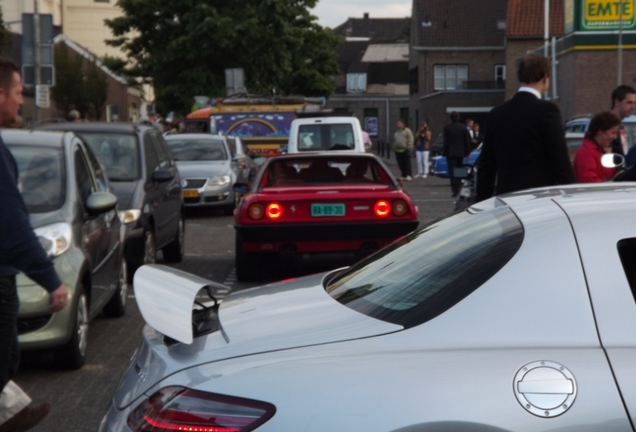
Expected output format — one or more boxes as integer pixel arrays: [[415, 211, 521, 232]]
[[517, 379, 574, 394]]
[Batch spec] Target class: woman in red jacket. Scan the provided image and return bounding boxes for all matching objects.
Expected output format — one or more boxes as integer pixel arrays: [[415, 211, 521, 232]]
[[574, 111, 622, 182]]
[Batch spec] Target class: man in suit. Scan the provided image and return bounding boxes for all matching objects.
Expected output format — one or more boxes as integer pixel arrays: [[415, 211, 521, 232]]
[[443, 111, 471, 197], [609, 85, 636, 156], [476, 53, 575, 201]]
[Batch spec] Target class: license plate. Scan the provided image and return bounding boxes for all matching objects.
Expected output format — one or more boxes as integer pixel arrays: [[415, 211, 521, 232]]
[[311, 203, 345, 217], [182, 190, 199, 198]]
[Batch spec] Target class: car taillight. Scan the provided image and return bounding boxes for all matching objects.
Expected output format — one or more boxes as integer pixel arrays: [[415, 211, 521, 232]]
[[248, 203, 264, 220], [127, 387, 276, 432], [374, 200, 390, 217], [265, 203, 282, 220], [392, 199, 408, 216]]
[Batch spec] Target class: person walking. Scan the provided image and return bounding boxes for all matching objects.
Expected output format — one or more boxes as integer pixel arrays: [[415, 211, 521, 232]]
[[573, 111, 621, 183], [609, 85, 636, 156], [414, 121, 432, 178], [476, 53, 575, 201], [393, 119, 414, 180], [0, 57, 69, 432], [443, 111, 471, 197]]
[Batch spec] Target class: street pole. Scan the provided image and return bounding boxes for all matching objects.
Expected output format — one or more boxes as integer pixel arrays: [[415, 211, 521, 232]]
[[618, 0, 624, 86], [34, 0, 40, 122]]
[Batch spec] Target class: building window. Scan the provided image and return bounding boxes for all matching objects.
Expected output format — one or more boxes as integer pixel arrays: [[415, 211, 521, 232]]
[[433, 65, 468, 90], [495, 64, 506, 82], [347, 73, 367, 93]]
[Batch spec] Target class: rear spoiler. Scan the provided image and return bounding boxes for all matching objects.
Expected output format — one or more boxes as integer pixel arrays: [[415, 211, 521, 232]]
[[133, 265, 229, 344]]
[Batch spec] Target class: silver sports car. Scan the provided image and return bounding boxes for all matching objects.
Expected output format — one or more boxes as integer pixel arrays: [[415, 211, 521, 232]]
[[101, 183, 636, 431]]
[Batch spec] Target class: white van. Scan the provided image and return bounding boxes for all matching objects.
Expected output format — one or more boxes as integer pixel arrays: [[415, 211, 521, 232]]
[[287, 116, 367, 153]]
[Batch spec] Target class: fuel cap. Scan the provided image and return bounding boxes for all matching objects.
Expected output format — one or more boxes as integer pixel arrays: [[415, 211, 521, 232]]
[[513, 360, 577, 418]]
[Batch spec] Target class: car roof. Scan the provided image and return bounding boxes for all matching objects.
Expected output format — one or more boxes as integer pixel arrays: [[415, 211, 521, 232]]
[[1, 129, 67, 148], [164, 133, 226, 141], [37, 121, 152, 134], [473, 183, 636, 217]]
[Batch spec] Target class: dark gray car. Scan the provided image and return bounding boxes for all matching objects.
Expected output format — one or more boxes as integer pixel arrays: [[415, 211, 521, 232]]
[[38, 122, 185, 280]]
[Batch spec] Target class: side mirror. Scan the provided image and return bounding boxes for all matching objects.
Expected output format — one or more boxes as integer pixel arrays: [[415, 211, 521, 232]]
[[152, 169, 174, 183], [232, 182, 250, 194], [601, 153, 625, 168], [86, 192, 118, 215]]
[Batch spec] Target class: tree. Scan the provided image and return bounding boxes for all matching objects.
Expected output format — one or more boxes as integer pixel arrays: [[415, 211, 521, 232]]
[[106, 0, 341, 115], [0, 8, 11, 54], [51, 45, 109, 120]]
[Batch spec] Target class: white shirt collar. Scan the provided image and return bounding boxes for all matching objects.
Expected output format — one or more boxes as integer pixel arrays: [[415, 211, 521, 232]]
[[518, 86, 542, 99]]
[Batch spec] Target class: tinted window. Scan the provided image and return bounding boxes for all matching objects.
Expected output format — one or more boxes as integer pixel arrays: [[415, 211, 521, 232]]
[[9, 145, 66, 213], [298, 124, 355, 151], [144, 135, 159, 174], [150, 132, 172, 169], [82, 141, 108, 192], [75, 148, 95, 204], [166, 139, 228, 161], [326, 207, 524, 328], [80, 133, 140, 181]]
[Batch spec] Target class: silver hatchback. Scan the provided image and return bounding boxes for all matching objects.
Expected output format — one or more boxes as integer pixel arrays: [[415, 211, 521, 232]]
[[165, 133, 246, 213]]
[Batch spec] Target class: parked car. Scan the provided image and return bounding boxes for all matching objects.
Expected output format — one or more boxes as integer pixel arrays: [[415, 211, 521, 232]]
[[164, 133, 246, 213], [430, 132, 444, 156], [287, 115, 366, 152], [101, 183, 636, 431], [430, 144, 482, 177], [38, 122, 185, 281], [5, 129, 126, 369], [232, 152, 419, 281]]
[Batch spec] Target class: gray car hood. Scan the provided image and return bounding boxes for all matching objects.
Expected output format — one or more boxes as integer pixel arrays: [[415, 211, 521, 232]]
[[176, 160, 230, 179], [115, 265, 401, 408]]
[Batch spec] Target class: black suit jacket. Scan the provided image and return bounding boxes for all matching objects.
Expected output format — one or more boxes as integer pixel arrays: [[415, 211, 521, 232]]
[[443, 121, 471, 158], [476, 91, 575, 201]]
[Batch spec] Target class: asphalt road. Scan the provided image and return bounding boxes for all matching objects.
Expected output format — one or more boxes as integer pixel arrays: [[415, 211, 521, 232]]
[[14, 155, 459, 432]]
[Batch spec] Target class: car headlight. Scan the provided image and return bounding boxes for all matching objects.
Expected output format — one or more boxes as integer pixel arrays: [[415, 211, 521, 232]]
[[207, 175, 231, 187], [118, 209, 142, 224], [34, 222, 72, 258]]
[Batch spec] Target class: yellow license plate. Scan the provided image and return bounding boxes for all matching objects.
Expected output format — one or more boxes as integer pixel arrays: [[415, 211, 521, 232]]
[[182, 190, 199, 198]]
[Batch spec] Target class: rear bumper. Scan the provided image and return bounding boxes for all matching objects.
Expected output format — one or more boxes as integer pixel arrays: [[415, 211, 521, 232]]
[[236, 220, 418, 253]]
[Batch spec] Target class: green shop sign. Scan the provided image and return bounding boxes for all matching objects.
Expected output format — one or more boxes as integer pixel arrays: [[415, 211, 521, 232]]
[[570, 0, 636, 31]]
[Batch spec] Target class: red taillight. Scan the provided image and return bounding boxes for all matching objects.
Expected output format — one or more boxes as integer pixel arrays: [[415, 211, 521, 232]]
[[265, 202, 282, 220], [374, 200, 390, 217], [392, 199, 408, 216], [127, 387, 276, 432]]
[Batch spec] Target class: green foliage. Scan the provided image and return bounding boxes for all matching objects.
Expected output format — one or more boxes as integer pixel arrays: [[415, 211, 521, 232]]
[[106, 0, 340, 115], [0, 8, 11, 53], [51, 45, 109, 120]]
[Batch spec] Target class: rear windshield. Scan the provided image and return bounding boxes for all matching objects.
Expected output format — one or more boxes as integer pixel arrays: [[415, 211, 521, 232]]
[[9, 145, 66, 213], [325, 207, 524, 328], [263, 156, 392, 186], [166, 139, 228, 161], [298, 123, 355, 151], [80, 133, 140, 181]]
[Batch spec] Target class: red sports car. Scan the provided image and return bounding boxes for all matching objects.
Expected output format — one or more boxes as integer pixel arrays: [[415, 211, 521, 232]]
[[233, 152, 419, 280]]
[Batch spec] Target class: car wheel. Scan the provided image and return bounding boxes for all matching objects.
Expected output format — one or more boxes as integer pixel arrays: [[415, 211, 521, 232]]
[[103, 259, 127, 318], [235, 232, 261, 282], [162, 214, 185, 263], [55, 285, 88, 370], [143, 228, 156, 265]]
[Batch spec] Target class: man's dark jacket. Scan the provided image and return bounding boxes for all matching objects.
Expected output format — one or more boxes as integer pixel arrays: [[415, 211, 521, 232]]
[[476, 91, 575, 201], [443, 121, 471, 158]]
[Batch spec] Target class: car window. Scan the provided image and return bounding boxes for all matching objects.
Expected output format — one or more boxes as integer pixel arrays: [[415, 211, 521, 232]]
[[166, 139, 228, 161], [80, 132, 140, 181], [9, 145, 66, 213], [81, 140, 108, 192], [298, 124, 355, 151], [266, 157, 391, 186], [325, 207, 524, 328], [151, 131, 173, 169], [144, 134, 159, 174], [75, 147, 96, 204]]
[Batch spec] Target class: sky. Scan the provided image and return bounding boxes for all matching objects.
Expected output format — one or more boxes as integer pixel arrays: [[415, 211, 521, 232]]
[[311, 0, 412, 29]]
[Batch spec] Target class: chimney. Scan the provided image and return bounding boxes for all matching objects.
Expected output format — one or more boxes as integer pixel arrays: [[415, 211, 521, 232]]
[[363, 12, 369, 20]]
